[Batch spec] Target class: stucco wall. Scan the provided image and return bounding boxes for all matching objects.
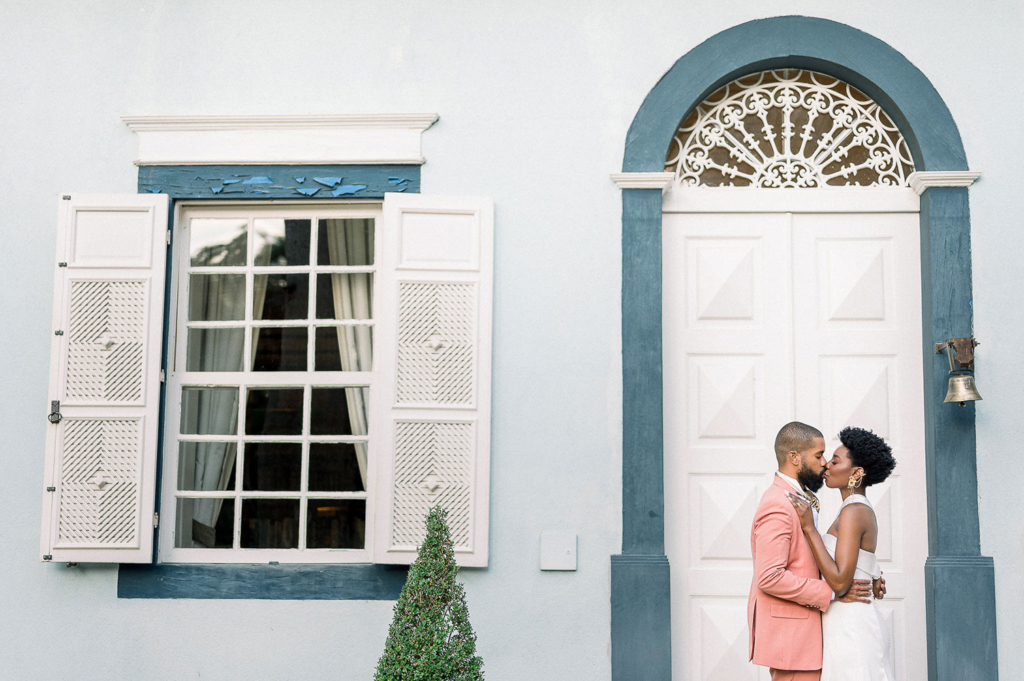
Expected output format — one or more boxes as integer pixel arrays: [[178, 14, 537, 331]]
[[0, 1, 1018, 679]]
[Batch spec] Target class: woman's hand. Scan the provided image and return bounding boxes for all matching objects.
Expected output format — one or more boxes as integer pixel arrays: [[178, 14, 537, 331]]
[[785, 492, 816, 532]]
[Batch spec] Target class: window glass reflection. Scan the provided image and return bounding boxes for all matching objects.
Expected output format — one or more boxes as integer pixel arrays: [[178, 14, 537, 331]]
[[306, 499, 365, 549], [180, 388, 239, 435], [175, 498, 234, 548], [254, 219, 311, 266], [190, 219, 248, 267], [189, 274, 245, 321], [241, 500, 299, 549], [317, 218, 374, 266], [245, 388, 303, 436]]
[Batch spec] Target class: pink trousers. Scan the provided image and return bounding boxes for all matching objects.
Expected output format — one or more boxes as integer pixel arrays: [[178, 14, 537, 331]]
[[770, 669, 821, 681]]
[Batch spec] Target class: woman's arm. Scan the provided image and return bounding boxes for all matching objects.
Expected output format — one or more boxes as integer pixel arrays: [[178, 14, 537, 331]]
[[786, 494, 869, 595]]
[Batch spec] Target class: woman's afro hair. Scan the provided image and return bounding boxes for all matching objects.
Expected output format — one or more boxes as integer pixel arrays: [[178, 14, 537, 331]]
[[839, 426, 896, 487]]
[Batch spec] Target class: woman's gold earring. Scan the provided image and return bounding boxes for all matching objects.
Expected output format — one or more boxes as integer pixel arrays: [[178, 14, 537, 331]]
[[848, 469, 864, 490]]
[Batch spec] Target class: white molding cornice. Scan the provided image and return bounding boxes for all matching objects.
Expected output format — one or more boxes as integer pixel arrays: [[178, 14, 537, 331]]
[[907, 171, 981, 195], [610, 172, 675, 190], [122, 114, 439, 166]]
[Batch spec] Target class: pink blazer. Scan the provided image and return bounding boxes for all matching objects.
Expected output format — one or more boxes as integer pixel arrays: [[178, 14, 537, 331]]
[[748, 476, 834, 671]]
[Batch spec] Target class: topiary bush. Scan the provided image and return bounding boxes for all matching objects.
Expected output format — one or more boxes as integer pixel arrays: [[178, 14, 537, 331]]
[[374, 506, 484, 681]]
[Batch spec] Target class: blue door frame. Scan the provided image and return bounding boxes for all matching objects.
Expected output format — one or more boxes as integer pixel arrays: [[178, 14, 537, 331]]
[[613, 16, 998, 681]]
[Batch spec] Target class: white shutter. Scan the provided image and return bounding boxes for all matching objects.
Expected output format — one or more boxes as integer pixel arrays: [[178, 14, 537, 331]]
[[372, 193, 493, 567], [40, 194, 169, 563]]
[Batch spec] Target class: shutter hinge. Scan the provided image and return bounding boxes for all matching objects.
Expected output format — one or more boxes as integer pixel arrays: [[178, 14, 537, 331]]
[[46, 486, 56, 492], [61, 195, 71, 201], [54, 330, 63, 336], [47, 400, 62, 424], [166, 229, 172, 245], [58, 262, 67, 268], [43, 555, 52, 561], [159, 369, 166, 383], [153, 512, 160, 529]]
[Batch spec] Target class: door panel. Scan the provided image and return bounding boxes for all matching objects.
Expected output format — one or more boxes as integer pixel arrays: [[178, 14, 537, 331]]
[[664, 210, 925, 681], [791, 213, 927, 679]]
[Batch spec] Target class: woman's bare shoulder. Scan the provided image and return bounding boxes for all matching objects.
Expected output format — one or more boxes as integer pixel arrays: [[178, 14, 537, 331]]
[[837, 501, 875, 532]]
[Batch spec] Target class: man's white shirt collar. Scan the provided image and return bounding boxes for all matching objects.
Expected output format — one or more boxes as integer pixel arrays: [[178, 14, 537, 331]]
[[776, 471, 820, 531]]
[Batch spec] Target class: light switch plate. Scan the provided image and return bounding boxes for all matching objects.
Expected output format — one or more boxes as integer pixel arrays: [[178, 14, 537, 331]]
[[540, 532, 577, 571]]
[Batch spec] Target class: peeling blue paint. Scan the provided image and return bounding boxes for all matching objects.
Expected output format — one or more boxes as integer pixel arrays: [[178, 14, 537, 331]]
[[331, 184, 366, 196], [147, 189, 161, 193], [294, 177, 305, 183], [243, 176, 274, 184], [138, 165, 420, 200], [293, 187, 320, 196]]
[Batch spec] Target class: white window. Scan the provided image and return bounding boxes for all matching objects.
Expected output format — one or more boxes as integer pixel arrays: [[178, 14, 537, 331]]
[[41, 193, 493, 567], [163, 204, 379, 563]]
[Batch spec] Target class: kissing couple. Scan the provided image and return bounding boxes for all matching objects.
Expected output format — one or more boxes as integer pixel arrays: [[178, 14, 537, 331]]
[[748, 422, 897, 681]]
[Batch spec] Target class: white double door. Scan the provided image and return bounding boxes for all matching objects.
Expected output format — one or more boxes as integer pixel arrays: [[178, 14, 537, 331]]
[[662, 193, 927, 681]]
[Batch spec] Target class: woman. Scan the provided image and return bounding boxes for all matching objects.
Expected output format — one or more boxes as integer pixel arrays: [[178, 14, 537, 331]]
[[786, 426, 897, 681]]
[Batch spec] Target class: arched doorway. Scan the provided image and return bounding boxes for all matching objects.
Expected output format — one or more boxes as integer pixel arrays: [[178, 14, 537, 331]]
[[661, 68, 926, 680], [612, 16, 997, 681]]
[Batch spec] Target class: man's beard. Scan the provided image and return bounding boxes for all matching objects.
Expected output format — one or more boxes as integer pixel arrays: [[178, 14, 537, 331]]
[[798, 464, 825, 493]]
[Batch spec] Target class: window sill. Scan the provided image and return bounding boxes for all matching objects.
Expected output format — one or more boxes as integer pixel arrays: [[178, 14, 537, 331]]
[[117, 562, 407, 599]]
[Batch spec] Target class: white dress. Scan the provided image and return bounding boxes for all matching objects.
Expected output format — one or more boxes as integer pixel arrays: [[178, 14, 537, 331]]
[[820, 495, 896, 681]]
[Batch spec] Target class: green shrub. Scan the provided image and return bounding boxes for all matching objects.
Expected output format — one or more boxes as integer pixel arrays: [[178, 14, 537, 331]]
[[374, 506, 484, 681]]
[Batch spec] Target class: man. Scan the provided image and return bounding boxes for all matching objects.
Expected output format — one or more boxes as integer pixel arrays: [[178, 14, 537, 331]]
[[748, 422, 877, 681]]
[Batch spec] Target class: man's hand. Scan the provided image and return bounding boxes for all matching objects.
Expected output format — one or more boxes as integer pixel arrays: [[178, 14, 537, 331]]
[[873, 575, 886, 600], [836, 579, 873, 604]]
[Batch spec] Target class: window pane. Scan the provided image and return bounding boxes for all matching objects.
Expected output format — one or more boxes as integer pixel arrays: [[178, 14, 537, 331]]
[[317, 218, 374, 266], [180, 387, 239, 435], [189, 274, 246, 321], [315, 273, 373, 319], [254, 219, 311, 266], [308, 443, 365, 492], [255, 273, 309, 320], [240, 499, 299, 549], [186, 329, 245, 371], [177, 442, 237, 491], [245, 388, 303, 435], [175, 498, 235, 548], [251, 327, 308, 371], [242, 443, 301, 491], [306, 499, 365, 549], [190, 218, 248, 267], [310, 387, 368, 435], [314, 326, 373, 371]]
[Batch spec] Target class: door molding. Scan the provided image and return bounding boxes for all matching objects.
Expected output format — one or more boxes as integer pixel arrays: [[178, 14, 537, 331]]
[[614, 16, 998, 681]]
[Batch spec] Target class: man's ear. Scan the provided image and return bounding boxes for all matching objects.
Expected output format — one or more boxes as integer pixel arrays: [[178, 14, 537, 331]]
[[789, 450, 800, 466]]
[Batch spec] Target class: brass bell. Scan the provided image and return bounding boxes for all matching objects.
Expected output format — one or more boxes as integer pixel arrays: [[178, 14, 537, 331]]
[[943, 374, 983, 406], [936, 337, 982, 407]]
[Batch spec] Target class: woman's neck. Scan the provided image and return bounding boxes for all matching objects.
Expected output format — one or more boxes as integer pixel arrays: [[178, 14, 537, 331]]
[[840, 487, 867, 502]]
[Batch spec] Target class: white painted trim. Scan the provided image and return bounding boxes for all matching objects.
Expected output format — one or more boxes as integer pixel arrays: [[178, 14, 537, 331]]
[[907, 171, 981, 195], [610, 172, 675, 190], [662, 187, 921, 213], [123, 114, 439, 166], [160, 203, 383, 564]]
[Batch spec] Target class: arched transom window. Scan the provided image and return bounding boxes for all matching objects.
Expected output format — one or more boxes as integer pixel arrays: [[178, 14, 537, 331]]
[[665, 69, 915, 188]]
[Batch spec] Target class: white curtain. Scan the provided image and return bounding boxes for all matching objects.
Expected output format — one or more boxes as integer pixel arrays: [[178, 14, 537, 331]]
[[186, 266, 268, 547], [326, 219, 373, 488]]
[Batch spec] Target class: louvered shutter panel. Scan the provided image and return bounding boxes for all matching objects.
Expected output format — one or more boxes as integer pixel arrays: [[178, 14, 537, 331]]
[[372, 194, 493, 567], [40, 194, 169, 563]]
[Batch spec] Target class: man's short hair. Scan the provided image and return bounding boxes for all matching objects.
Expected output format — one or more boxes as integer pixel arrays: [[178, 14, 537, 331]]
[[774, 421, 824, 465]]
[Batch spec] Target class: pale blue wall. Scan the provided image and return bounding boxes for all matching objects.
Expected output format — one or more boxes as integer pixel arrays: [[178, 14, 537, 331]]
[[0, 1, 1019, 679]]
